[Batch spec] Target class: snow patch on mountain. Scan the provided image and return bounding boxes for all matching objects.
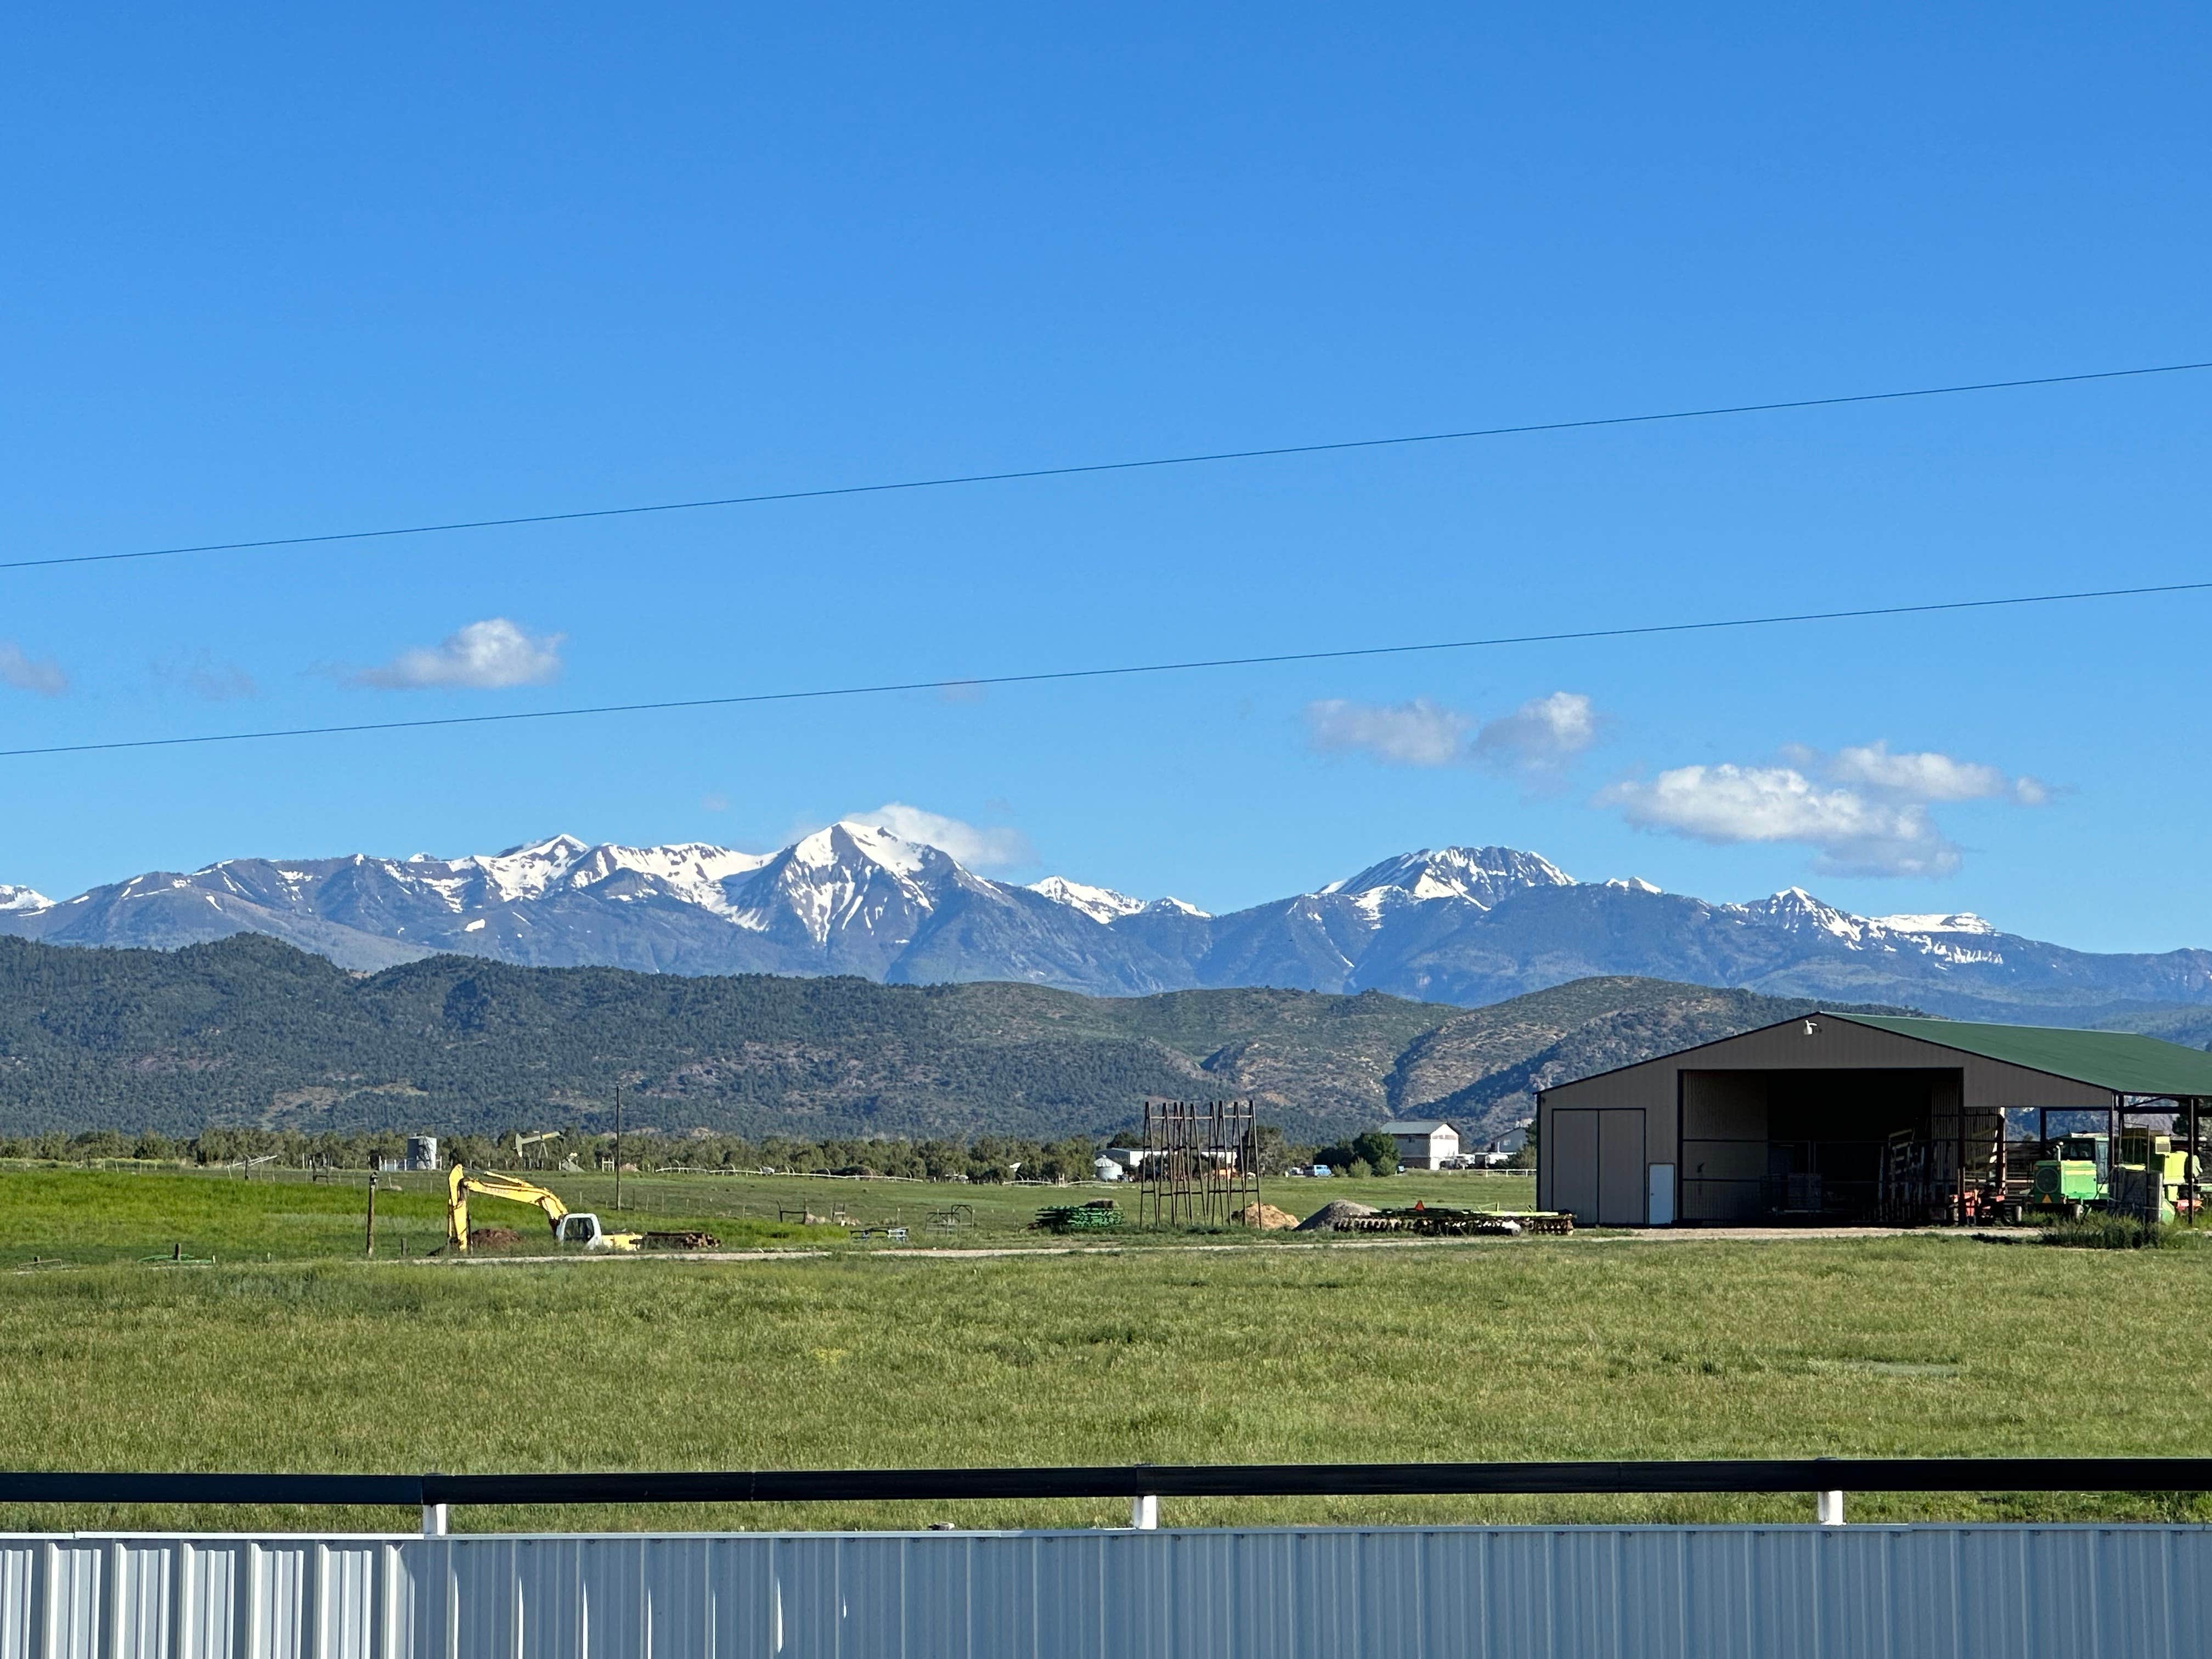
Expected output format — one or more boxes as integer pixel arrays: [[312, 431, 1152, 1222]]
[[1604, 877, 1662, 894], [1029, 877, 1146, 923], [1875, 912, 1998, 936], [1142, 896, 1210, 918], [0, 884, 52, 913]]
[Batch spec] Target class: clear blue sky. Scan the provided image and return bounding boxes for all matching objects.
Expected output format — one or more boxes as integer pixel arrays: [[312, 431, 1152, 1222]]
[[3, 5, 2209, 949]]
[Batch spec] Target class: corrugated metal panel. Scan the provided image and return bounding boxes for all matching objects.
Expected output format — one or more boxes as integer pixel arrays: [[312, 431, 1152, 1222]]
[[0, 1525, 2204, 1658]]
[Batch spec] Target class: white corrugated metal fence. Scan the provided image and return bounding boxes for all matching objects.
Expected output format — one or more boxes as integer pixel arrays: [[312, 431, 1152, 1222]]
[[2, 1525, 2206, 1658]]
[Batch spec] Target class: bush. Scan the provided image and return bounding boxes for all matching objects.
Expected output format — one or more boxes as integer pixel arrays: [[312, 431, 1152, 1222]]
[[1351, 1130, 1400, 1174], [2039, 1216, 2208, 1250]]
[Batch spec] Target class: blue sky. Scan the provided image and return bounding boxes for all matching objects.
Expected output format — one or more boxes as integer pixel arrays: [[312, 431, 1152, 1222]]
[[3, 5, 2209, 949]]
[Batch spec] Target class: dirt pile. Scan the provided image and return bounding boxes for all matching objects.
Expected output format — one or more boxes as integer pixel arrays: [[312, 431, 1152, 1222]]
[[1232, 1203, 1300, 1231], [1294, 1200, 1378, 1232], [466, 1227, 524, 1250]]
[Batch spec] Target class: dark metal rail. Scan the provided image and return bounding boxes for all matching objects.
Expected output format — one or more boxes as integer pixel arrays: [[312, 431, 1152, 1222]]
[[2, 1458, 2209, 1509]]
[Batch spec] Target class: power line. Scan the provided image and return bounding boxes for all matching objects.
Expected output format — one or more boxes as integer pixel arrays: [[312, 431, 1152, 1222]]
[[4, 575, 2205, 760], [7, 358, 2210, 575]]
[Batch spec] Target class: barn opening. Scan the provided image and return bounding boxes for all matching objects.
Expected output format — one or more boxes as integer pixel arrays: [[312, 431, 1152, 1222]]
[[1676, 1065, 1967, 1223]]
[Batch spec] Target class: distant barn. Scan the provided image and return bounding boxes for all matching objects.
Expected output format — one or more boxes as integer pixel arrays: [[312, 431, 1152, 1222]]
[[1536, 1013, 2212, 1227]]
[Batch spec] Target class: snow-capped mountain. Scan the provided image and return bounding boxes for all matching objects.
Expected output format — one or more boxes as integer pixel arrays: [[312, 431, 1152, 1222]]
[[1026, 876, 1148, 924], [7, 832, 2211, 1021], [1325, 845, 1575, 909]]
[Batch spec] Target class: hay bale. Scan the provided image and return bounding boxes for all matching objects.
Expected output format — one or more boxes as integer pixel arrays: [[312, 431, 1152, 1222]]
[[1232, 1203, 1300, 1231], [1294, 1199, 1379, 1232]]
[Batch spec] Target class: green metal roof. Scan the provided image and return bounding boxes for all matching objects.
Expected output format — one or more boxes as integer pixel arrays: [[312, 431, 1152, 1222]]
[[1835, 1014, 2212, 1098]]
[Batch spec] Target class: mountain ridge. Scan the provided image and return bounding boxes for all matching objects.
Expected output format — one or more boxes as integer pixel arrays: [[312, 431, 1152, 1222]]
[[7, 825, 2209, 1022], [0, 932, 1921, 1143]]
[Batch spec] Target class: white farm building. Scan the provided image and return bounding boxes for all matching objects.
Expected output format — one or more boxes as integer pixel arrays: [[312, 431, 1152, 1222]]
[[1380, 1120, 1460, 1170]]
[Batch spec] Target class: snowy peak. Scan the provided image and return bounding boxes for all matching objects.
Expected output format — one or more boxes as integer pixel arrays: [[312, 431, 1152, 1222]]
[[1604, 876, 1662, 894], [1726, 888, 2007, 968], [0, 884, 50, 914], [1875, 911, 1999, 937], [453, 834, 596, 903], [1739, 887, 1871, 943], [1141, 895, 1210, 918], [735, 821, 970, 946], [792, 820, 937, 878], [1325, 845, 1576, 910], [1029, 876, 1147, 924]]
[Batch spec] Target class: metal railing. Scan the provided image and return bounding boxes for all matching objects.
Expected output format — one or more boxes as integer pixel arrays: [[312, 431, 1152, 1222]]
[[4, 1458, 2208, 1536]]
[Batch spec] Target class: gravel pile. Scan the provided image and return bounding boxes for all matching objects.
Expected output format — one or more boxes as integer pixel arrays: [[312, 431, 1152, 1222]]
[[1293, 1199, 1379, 1232]]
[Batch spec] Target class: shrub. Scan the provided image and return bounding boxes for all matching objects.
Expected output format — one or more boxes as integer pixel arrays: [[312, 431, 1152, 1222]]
[[2040, 1216, 2208, 1251]]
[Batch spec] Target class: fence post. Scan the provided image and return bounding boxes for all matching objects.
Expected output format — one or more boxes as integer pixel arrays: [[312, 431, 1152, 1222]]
[[1816, 1489, 1845, 1526], [422, 1504, 449, 1537], [1130, 1495, 1158, 1530]]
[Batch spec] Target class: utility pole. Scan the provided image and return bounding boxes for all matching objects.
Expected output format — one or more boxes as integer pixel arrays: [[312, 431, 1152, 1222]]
[[614, 1083, 623, 1212]]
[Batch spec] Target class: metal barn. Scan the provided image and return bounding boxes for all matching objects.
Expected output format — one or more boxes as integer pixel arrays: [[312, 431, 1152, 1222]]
[[1535, 1013, 2212, 1227]]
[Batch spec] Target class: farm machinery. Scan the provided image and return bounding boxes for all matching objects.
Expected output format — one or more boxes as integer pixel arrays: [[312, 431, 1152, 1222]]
[[2021, 1131, 2199, 1222], [443, 1166, 720, 1253]]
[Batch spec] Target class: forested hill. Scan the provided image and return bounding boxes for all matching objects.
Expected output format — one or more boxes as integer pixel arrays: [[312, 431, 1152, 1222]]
[[0, 934, 1910, 1142]]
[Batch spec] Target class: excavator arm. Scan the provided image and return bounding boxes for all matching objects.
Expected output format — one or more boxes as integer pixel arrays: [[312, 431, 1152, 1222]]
[[446, 1165, 571, 1251]]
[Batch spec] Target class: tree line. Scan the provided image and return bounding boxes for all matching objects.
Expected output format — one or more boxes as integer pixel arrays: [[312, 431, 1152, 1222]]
[[0, 1121, 1318, 1181]]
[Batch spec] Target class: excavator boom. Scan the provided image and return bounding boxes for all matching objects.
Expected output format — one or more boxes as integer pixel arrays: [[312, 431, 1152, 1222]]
[[444, 1159, 628, 1256]]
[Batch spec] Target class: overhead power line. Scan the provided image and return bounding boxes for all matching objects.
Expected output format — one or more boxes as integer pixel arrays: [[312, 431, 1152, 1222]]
[[3, 575, 2206, 760], [7, 358, 2210, 575]]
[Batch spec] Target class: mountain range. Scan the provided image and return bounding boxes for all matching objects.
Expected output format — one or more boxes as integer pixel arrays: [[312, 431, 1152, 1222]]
[[6, 823, 2211, 1023]]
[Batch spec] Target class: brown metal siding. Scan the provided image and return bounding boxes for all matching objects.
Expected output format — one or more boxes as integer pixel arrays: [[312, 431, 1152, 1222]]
[[1537, 1017, 2115, 1225]]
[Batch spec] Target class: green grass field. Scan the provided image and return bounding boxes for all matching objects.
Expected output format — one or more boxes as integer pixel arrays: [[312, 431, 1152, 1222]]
[[0, 1164, 1539, 1264], [3, 1207, 2207, 1534]]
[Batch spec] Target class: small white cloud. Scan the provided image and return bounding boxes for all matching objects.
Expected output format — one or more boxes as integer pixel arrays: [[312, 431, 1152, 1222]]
[[1472, 691, 1599, 775], [700, 793, 731, 813], [1827, 741, 2046, 805], [1305, 698, 1471, 768], [354, 618, 564, 691], [849, 802, 1034, 871], [0, 641, 68, 697], [1599, 764, 1960, 878]]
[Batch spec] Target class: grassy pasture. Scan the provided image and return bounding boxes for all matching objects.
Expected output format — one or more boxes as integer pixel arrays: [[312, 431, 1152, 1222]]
[[0, 1165, 1538, 1265], [2, 1228, 2206, 1534]]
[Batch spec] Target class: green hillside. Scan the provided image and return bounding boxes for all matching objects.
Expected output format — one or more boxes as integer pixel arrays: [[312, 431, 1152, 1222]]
[[0, 934, 1911, 1141]]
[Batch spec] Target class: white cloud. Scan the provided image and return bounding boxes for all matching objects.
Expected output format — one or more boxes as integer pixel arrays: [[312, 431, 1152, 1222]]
[[1306, 690, 1601, 780], [1600, 764, 1960, 877], [1472, 691, 1599, 775], [354, 618, 564, 690], [1826, 741, 2046, 805], [849, 802, 1034, 870], [0, 641, 68, 697], [1304, 698, 1472, 768]]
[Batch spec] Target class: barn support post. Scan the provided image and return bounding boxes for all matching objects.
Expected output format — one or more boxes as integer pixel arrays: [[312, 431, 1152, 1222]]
[[1955, 1108, 1967, 1224], [2189, 1097, 2202, 1224]]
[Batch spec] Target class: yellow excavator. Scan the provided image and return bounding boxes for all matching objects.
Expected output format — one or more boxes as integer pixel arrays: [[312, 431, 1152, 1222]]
[[445, 1165, 642, 1253]]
